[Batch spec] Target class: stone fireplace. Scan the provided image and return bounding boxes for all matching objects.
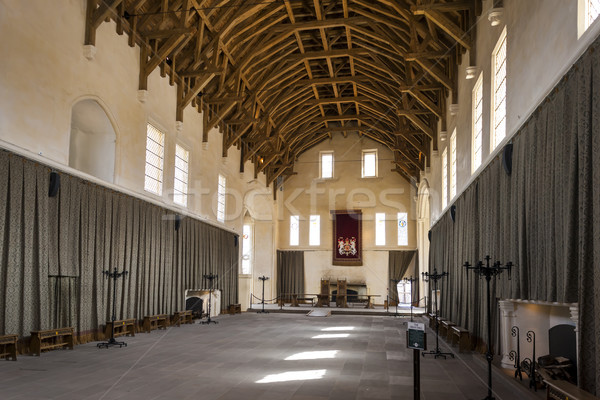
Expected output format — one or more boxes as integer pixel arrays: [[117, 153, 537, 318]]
[[498, 299, 578, 377]]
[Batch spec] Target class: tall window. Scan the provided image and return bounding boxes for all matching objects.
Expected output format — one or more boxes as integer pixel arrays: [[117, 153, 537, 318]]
[[450, 130, 457, 199], [491, 28, 507, 151], [441, 148, 448, 209], [144, 123, 164, 195], [241, 224, 252, 275], [217, 174, 226, 222], [320, 151, 333, 179], [397, 212, 408, 246], [472, 73, 483, 173], [362, 149, 377, 178], [375, 212, 386, 246], [290, 215, 299, 246], [173, 144, 189, 206], [309, 215, 320, 246]]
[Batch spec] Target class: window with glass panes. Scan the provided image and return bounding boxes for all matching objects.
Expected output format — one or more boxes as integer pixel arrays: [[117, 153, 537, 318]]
[[362, 150, 377, 178], [472, 74, 483, 172], [397, 212, 408, 246], [241, 224, 252, 274], [173, 144, 189, 206], [492, 28, 507, 150], [450, 130, 457, 199], [217, 174, 226, 222], [144, 123, 165, 195], [375, 213, 386, 246], [442, 148, 448, 209], [320, 152, 333, 179], [290, 215, 299, 246], [309, 215, 320, 246]]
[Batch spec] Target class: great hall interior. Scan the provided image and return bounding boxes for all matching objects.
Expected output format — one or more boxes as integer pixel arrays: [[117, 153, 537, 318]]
[[1, 0, 600, 399]]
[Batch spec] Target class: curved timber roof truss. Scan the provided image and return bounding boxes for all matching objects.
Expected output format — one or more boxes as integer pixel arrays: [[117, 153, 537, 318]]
[[86, 0, 481, 186]]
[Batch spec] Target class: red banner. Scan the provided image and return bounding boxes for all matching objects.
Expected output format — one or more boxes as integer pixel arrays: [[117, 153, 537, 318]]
[[331, 210, 362, 266]]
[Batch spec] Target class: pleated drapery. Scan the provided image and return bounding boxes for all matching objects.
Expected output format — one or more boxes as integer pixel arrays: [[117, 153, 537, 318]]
[[276, 250, 305, 299], [0, 150, 239, 344], [388, 250, 416, 304], [429, 35, 600, 394]]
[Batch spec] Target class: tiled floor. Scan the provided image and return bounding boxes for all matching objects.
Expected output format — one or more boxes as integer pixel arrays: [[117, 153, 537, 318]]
[[0, 313, 544, 399]]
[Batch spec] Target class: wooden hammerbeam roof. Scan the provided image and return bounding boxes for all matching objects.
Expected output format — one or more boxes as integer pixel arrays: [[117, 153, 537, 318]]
[[86, 0, 481, 186]]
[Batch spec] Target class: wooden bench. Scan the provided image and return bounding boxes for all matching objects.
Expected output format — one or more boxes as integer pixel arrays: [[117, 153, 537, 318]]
[[143, 315, 169, 333], [440, 320, 456, 341], [426, 312, 436, 329], [0, 334, 18, 361], [30, 327, 74, 356], [105, 319, 136, 338], [450, 326, 471, 353], [227, 304, 241, 315], [544, 379, 599, 400], [172, 310, 194, 325]]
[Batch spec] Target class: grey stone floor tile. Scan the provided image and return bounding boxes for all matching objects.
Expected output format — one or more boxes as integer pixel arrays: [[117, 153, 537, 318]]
[[0, 314, 544, 400]]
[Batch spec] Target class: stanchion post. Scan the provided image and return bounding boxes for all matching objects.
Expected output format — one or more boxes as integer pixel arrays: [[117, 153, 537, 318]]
[[97, 268, 128, 349], [257, 276, 269, 314]]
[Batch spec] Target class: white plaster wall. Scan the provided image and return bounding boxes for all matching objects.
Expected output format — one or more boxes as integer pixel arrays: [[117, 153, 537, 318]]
[[427, 0, 600, 221], [277, 135, 416, 301]]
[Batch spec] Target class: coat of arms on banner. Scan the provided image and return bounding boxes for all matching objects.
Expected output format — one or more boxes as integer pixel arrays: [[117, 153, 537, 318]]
[[338, 237, 357, 256]]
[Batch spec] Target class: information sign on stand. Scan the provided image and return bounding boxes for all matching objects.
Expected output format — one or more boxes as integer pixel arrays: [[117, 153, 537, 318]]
[[407, 322, 426, 350], [407, 321, 426, 400]]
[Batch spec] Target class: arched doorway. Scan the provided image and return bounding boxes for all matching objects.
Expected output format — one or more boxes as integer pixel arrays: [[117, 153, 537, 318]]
[[416, 179, 431, 307], [69, 99, 116, 183]]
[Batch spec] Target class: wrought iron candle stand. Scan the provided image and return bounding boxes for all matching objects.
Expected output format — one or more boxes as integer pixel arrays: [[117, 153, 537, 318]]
[[98, 268, 129, 349], [201, 274, 218, 324], [464, 256, 513, 400], [404, 276, 418, 322], [257, 276, 269, 314], [421, 268, 454, 359], [508, 326, 523, 381], [522, 330, 537, 391], [389, 278, 401, 317]]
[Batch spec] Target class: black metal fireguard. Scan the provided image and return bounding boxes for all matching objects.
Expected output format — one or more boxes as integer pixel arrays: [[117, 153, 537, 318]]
[[421, 268, 454, 359], [523, 330, 537, 391], [464, 256, 513, 400], [509, 326, 523, 381], [97, 268, 129, 349]]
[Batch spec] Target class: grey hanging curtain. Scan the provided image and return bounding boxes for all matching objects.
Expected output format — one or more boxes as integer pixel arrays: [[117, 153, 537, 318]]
[[428, 34, 600, 394], [388, 250, 416, 303], [0, 152, 50, 336], [277, 250, 305, 300], [0, 148, 238, 344]]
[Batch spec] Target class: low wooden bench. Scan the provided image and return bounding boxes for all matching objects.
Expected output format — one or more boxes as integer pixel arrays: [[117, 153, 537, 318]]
[[172, 310, 194, 326], [143, 314, 169, 333], [105, 319, 136, 338], [440, 320, 456, 341], [450, 326, 471, 353], [228, 304, 241, 314], [291, 295, 315, 307], [30, 327, 74, 356], [544, 379, 599, 400], [426, 312, 436, 329], [0, 334, 18, 361]]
